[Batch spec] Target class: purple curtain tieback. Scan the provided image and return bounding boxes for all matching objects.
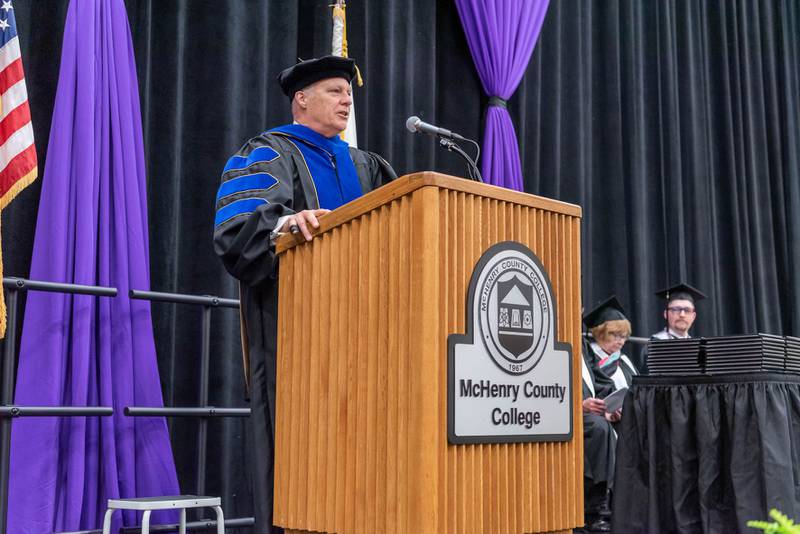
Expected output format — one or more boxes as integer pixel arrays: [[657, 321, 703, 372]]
[[488, 96, 508, 109], [455, 0, 550, 190]]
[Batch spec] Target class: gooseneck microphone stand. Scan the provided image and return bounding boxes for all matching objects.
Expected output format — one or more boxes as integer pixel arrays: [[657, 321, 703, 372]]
[[438, 136, 484, 183], [405, 116, 483, 183]]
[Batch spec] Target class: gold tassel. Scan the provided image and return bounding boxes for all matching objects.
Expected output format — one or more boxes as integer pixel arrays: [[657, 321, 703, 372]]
[[354, 64, 363, 87], [0, 166, 38, 339], [0, 167, 37, 211], [332, 2, 363, 86]]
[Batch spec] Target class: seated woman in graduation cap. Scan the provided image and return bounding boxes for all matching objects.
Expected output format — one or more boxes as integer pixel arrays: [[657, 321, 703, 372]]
[[580, 296, 638, 532], [584, 295, 638, 393]]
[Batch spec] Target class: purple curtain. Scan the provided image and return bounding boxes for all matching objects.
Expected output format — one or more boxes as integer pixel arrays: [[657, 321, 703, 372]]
[[455, 0, 550, 190], [7, 1, 179, 532]]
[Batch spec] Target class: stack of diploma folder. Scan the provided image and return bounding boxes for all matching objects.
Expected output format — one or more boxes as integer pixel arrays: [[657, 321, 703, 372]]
[[647, 334, 800, 375], [786, 336, 800, 373], [646, 338, 704, 375]]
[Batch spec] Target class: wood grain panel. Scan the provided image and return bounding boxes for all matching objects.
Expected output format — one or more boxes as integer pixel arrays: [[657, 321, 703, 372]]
[[275, 175, 583, 533]]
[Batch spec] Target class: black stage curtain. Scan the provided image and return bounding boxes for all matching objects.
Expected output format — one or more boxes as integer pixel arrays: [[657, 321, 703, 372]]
[[2, 0, 799, 526], [614, 374, 800, 533]]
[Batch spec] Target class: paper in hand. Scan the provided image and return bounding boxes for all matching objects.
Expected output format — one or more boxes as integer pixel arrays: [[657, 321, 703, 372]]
[[604, 387, 628, 413]]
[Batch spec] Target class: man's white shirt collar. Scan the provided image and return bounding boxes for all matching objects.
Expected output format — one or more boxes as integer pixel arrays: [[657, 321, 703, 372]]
[[668, 328, 691, 339]]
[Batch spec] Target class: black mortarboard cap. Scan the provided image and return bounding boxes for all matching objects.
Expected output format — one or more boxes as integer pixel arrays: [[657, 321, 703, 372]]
[[655, 283, 707, 305], [277, 55, 356, 97], [582, 296, 628, 329]]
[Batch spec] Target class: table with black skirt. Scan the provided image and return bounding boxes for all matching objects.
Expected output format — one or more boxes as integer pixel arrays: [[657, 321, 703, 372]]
[[612, 373, 800, 533]]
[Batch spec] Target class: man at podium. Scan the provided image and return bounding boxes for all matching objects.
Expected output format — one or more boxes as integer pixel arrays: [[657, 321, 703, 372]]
[[213, 55, 395, 533]]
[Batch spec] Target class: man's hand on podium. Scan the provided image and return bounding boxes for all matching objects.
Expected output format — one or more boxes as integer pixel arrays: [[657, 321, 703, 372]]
[[281, 209, 330, 241]]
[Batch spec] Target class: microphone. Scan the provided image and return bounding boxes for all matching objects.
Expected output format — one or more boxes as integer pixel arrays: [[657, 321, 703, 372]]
[[405, 116, 465, 141], [405, 115, 483, 182]]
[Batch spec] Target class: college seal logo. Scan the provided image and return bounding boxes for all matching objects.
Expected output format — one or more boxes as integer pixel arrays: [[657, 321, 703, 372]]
[[448, 241, 572, 444], [478, 250, 551, 375]]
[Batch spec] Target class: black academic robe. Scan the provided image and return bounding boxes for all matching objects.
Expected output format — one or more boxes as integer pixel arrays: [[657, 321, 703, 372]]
[[582, 340, 618, 485], [213, 131, 396, 533]]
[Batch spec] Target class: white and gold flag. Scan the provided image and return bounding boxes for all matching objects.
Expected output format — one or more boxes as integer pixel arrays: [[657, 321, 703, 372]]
[[332, 0, 361, 147]]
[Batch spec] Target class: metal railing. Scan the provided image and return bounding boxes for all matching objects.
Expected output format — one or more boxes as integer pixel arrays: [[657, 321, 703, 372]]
[[1, 278, 118, 534], [127, 289, 244, 501], [1, 277, 253, 533]]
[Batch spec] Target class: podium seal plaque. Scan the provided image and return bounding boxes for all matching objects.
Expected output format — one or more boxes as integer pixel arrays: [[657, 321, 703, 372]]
[[448, 241, 573, 444]]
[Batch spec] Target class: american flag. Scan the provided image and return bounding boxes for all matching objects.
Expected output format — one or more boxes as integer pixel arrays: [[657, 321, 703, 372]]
[[0, 0, 36, 338]]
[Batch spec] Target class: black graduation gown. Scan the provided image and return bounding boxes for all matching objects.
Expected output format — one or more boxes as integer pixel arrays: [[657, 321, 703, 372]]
[[582, 340, 618, 485], [213, 131, 396, 533]]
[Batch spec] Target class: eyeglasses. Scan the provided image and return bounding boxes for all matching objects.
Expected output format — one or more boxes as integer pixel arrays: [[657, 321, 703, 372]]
[[609, 332, 629, 341], [667, 306, 695, 315]]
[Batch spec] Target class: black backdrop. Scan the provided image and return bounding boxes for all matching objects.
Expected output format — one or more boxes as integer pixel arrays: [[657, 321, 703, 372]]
[[2, 0, 799, 525]]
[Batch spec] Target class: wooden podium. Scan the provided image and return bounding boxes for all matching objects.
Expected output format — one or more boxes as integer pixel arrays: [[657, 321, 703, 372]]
[[274, 173, 583, 534]]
